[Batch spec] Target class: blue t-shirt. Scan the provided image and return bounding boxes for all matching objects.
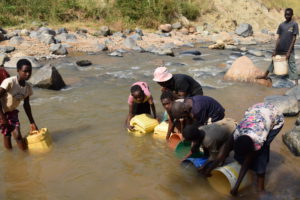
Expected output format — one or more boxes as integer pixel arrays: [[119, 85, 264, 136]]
[[189, 95, 225, 125], [276, 20, 299, 54]]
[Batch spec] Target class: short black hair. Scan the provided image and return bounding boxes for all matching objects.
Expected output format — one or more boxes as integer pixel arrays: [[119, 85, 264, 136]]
[[234, 135, 255, 156], [285, 8, 294, 15], [160, 91, 175, 101], [130, 85, 142, 93], [17, 59, 32, 71], [170, 101, 187, 119], [182, 122, 205, 142]]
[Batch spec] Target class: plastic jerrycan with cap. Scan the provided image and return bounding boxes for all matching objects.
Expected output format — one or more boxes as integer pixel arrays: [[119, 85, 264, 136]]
[[128, 114, 159, 136], [26, 128, 52, 151]]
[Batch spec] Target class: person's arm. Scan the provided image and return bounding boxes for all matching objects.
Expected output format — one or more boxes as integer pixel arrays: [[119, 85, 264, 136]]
[[230, 151, 256, 196], [0, 88, 8, 126], [202, 136, 234, 176], [286, 35, 297, 59], [23, 96, 38, 131], [126, 104, 134, 131], [166, 115, 175, 140], [148, 97, 157, 119]]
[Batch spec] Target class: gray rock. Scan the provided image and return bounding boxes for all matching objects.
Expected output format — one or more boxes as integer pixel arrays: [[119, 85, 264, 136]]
[[225, 45, 239, 51], [29, 63, 66, 90], [124, 37, 138, 49], [116, 49, 127, 53], [159, 33, 171, 37], [76, 28, 88, 34], [179, 50, 201, 56], [99, 26, 111, 37], [49, 44, 68, 55], [9, 36, 24, 45], [135, 28, 144, 36], [12, 30, 21, 36], [235, 23, 253, 37], [112, 31, 126, 38], [96, 43, 108, 51], [39, 27, 56, 36], [285, 85, 300, 100], [39, 34, 56, 44], [283, 126, 300, 156], [4, 56, 42, 68], [150, 47, 174, 56], [55, 33, 77, 42], [0, 27, 7, 34], [109, 51, 123, 57], [261, 29, 269, 34], [56, 28, 68, 35], [247, 49, 264, 57], [29, 31, 40, 39], [162, 42, 178, 49], [129, 33, 142, 41], [159, 24, 172, 33], [172, 22, 182, 30], [272, 77, 295, 88], [0, 54, 8, 66], [76, 60, 92, 67], [0, 46, 15, 53], [264, 95, 299, 116], [2, 32, 9, 40], [182, 43, 194, 48]]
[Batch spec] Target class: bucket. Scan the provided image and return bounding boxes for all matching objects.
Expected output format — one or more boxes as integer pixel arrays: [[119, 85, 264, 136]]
[[208, 162, 252, 194], [128, 114, 159, 137], [273, 55, 288, 75], [153, 121, 169, 140], [26, 128, 52, 152], [181, 157, 208, 169], [175, 141, 204, 159], [168, 133, 182, 150]]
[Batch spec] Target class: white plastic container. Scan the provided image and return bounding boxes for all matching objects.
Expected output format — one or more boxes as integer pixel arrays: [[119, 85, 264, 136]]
[[207, 162, 252, 194], [273, 55, 288, 75]]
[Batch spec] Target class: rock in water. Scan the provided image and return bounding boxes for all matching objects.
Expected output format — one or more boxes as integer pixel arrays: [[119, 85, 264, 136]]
[[29, 64, 66, 90], [283, 126, 300, 156], [264, 95, 299, 116], [224, 56, 272, 87], [76, 60, 92, 67]]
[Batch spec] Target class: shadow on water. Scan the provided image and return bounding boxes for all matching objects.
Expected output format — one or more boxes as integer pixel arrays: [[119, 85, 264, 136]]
[[50, 124, 92, 143]]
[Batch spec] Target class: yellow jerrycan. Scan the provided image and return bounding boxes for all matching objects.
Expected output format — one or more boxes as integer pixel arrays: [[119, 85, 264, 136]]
[[128, 114, 159, 136], [26, 128, 52, 151], [153, 121, 169, 140]]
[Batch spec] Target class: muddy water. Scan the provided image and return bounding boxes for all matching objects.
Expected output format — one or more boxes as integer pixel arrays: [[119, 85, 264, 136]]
[[0, 44, 300, 200]]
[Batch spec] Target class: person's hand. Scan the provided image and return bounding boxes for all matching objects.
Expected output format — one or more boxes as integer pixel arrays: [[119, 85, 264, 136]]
[[230, 188, 238, 196], [127, 124, 135, 131], [30, 123, 38, 132], [165, 134, 170, 141]]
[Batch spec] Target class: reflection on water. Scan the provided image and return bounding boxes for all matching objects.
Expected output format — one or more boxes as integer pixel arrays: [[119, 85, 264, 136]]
[[0, 44, 300, 199]]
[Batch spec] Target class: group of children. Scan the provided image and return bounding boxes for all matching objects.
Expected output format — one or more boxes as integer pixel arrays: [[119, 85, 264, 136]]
[[126, 66, 285, 196]]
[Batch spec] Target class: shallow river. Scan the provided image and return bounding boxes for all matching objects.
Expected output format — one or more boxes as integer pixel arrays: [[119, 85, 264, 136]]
[[0, 42, 299, 200]]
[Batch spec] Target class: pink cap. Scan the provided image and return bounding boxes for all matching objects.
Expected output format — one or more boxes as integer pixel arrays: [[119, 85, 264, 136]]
[[153, 66, 173, 82]]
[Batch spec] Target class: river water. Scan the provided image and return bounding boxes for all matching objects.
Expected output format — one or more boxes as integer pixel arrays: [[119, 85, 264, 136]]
[[0, 42, 299, 200]]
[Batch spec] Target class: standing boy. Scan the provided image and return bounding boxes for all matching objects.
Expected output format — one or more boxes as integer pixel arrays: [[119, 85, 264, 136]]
[[0, 59, 38, 150], [258, 8, 299, 85]]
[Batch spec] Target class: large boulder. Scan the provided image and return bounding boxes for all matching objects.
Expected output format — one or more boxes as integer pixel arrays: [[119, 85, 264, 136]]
[[0, 46, 15, 53], [56, 28, 68, 35], [283, 125, 300, 156], [235, 23, 253, 37], [285, 85, 300, 100], [38, 27, 56, 36], [172, 22, 182, 30], [224, 56, 272, 87], [9, 36, 24, 45], [38, 34, 56, 44], [49, 44, 68, 55], [29, 63, 66, 90], [264, 95, 299, 116], [211, 32, 234, 45], [20, 29, 30, 36], [55, 33, 77, 42], [96, 26, 111, 37], [4, 56, 42, 68]]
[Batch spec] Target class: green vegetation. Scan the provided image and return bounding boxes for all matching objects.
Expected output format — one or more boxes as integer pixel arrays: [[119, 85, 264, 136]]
[[0, 0, 212, 28]]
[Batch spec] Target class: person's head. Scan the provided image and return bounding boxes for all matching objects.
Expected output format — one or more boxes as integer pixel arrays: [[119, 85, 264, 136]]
[[171, 101, 190, 120], [182, 122, 205, 143], [285, 8, 293, 21], [130, 85, 145, 103], [160, 91, 175, 112], [153, 66, 173, 88], [17, 59, 32, 81], [234, 135, 255, 157]]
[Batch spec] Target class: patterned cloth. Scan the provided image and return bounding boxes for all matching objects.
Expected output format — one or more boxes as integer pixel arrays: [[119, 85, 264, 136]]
[[0, 110, 20, 135], [233, 102, 284, 151]]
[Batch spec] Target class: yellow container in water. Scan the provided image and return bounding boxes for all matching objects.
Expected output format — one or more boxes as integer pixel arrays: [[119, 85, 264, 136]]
[[128, 114, 159, 137], [153, 121, 169, 140], [208, 162, 252, 195], [26, 128, 52, 151]]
